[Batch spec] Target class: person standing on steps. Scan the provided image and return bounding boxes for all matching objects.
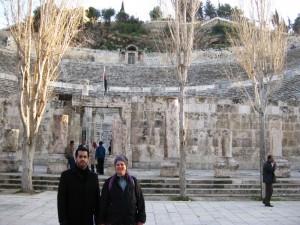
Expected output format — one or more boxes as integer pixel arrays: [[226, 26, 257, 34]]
[[108, 140, 112, 155], [90, 141, 97, 173], [263, 155, 277, 207], [65, 140, 75, 169], [95, 141, 106, 175]]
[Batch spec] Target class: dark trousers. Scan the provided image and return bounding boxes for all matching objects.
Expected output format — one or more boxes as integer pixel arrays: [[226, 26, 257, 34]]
[[67, 156, 76, 169], [97, 158, 104, 174], [264, 183, 273, 205], [91, 164, 95, 173]]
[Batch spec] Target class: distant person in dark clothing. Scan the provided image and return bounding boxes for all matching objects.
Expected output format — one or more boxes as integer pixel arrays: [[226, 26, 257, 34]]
[[108, 140, 112, 155], [77, 140, 88, 152], [65, 140, 75, 169], [57, 145, 100, 225], [98, 155, 146, 225], [95, 141, 106, 175], [263, 155, 277, 207]]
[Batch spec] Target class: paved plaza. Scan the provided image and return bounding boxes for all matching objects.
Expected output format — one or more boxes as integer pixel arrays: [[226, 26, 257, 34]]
[[0, 191, 299, 225], [1, 167, 300, 224]]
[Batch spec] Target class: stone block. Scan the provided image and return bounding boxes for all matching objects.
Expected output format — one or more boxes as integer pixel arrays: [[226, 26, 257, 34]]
[[275, 158, 290, 178], [0, 157, 19, 172], [47, 154, 68, 174], [214, 157, 239, 178], [2, 129, 19, 152], [160, 158, 179, 177], [239, 105, 250, 114]]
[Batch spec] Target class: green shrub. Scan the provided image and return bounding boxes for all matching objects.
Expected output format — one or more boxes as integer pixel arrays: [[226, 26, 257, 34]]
[[169, 195, 192, 201]]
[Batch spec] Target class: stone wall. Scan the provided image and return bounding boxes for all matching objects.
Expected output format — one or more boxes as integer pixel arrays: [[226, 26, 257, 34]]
[[0, 39, 300, 169], [2, 88, 299, 169]]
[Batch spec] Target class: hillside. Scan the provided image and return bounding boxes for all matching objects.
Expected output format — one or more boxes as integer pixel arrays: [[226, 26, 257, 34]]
[[72, 19, 233, 52]]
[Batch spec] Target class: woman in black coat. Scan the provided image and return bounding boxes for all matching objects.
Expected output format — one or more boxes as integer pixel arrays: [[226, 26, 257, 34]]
[[98, 155, 146, 225], [57, 145, 100, 225]]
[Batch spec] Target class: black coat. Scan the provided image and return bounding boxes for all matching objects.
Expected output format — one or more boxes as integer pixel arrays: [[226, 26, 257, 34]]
[[57, 165, 100, 225], [98, 174, 146, 224], [263, 161, 276, 184]]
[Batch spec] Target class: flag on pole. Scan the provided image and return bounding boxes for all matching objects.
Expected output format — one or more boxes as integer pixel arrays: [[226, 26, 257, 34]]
[[103, 66, 108, 92]]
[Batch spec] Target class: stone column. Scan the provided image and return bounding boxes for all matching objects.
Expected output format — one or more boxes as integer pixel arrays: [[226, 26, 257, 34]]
[[270, 120, 290, 177], [214, 129, 239, 178], [82, 107, 92, 143], [123, 106, 133, 168], [0, 129, 20, 172], [47, 114, 69, 174], [81, 79, 92, 144], [160, 98, 180, 177], [82, 79, 90, 96], [106, 115, 123, 176], [69, 113, 81, 145]]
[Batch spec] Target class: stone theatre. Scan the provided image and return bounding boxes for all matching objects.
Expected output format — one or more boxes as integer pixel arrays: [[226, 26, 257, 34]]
[[0, 37, 299, 177]]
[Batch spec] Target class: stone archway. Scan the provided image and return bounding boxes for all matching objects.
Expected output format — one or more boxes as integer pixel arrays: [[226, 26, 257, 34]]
[[72, 95, 133, 166]]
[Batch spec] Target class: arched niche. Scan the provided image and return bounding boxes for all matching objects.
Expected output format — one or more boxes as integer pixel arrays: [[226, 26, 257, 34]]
[[118, 44, 144, 65]]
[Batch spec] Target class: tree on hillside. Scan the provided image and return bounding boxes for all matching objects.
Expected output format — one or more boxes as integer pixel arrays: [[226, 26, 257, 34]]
[[293, 14, 300, 34], [86, 7, 101, 20], [149, 6, 163, 21], [196, 1, 204, 20], [227, 0, 288, 199], [155, 0, 201, 198], [101, 8, 115, 27], [217, 3, 233, 19], [271, 9, 279, 27], [116, 10, 129, 23], [3, 0, 82, 193], [33, 6, 41, 32], [231, 6, 244, 20], [204, 0, 217, 19]]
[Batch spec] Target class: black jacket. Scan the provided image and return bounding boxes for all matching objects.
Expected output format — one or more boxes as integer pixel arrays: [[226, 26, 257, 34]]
[[98, 173, 146, 224], [57, 165, 100, 225], [263, 161, 276, 184]]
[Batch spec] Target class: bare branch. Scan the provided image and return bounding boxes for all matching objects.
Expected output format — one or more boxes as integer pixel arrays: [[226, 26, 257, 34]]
[[3, 0, 83, 193]]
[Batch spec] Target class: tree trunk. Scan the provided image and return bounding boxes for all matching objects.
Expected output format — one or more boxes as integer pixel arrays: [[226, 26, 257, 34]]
[[21, 135, 36, 193], [179, 83, 186, 198], [259, 112, 266, 200]]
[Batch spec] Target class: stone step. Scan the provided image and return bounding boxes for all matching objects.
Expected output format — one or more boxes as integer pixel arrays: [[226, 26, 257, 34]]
[[2, 177, 300, 190], [1, 173, 300, 198]]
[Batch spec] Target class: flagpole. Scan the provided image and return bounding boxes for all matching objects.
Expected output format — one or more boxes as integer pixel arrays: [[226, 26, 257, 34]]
[[103, 66, 105, 91]]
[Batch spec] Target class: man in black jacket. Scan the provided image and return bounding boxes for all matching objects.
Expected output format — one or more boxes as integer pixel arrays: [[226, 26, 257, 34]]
[[57, 144, 100, 225], [263, 155, 277, 207], [99, 155, 146, 225]]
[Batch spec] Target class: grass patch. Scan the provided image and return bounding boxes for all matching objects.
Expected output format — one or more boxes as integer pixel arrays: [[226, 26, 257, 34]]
[[15, 189, 23, 194], [250, 196, 285, 201], [14, 189, 43, 195], [169, 195, 192, 201], [269, 197, 282, 201], [250, 195, 262, 201]]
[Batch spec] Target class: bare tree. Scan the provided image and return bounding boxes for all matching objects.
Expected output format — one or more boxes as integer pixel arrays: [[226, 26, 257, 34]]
[[3, 0, 82, 193], [156, 0, 201, 198], [227, 0, 288, 199]]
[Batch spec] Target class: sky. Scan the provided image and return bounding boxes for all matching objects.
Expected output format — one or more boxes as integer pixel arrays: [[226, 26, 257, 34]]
[[0, 0, 299, 28]]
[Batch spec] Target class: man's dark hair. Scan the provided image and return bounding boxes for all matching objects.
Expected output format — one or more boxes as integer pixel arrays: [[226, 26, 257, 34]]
[[99, 141, 103, 145], [267, 155, 273, 160], [70, 140, 74, 144], [75, 145, 89, 157]]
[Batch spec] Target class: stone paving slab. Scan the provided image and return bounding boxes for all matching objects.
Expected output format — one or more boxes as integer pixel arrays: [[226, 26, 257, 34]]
[[0, 191, 299, 225]]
